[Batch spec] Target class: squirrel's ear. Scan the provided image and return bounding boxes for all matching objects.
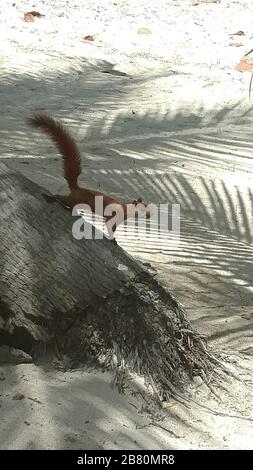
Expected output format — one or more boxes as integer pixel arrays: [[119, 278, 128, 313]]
[[137, 197, 143, 203]]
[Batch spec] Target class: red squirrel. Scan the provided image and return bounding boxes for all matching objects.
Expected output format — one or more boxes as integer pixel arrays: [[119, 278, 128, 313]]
[[27, 114, 151, 240]]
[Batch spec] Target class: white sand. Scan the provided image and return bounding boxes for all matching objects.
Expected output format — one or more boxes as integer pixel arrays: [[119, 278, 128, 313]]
[[0, 0, 252, 449]]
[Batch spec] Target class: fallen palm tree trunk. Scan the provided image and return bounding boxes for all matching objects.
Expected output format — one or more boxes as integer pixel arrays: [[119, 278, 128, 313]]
[[0, 161, 220, 401]]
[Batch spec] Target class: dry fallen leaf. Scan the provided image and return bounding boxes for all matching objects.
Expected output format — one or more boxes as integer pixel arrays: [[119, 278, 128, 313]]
[[231, 31, 245, 36], [13, 392, 25, 400], [235, 53, 253, 99], [27, 11, 44, 18], [24, 11, 44, 22], [235, 57, 253, 72], [83, 35, 95, 42], [229, 42, 243, 47], [24, 13, 34, 22], [137, 27, 152, 35]]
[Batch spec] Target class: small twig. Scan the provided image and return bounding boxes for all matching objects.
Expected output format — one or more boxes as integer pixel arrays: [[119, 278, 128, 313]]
[[129, 402, 139, 410], [249, 72, 253, 99], [244, 47, 253, 57], [27, 396, 43, 405], [151, 421, 182, 439], [200, 369, 221, 401], [199, 340, 239, 380], [188, 398, 253, 422]]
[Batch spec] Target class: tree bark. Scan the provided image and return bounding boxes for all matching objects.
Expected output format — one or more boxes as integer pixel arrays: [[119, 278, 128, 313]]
[[0, 162, 216, 401]]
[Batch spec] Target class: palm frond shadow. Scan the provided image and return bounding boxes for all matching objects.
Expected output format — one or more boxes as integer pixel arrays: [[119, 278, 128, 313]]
[[0, 60, 252, 345]]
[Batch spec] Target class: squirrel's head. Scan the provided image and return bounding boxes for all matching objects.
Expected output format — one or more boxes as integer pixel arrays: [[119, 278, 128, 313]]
[[129, 198, 152, 218]]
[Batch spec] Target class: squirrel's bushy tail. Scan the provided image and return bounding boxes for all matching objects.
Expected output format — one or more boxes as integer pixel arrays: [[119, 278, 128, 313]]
[[27, 114, 81, 190]]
